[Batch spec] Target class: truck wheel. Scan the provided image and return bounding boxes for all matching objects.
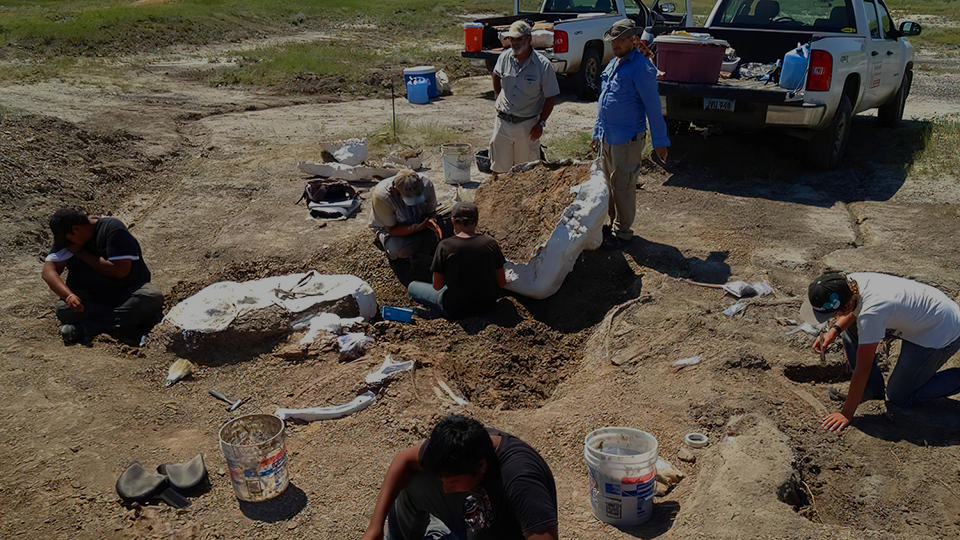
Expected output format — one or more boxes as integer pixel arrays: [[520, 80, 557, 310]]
[[578, 48, 602, 101], [809, 95, 853, 170], [878, 69, 912, 128]]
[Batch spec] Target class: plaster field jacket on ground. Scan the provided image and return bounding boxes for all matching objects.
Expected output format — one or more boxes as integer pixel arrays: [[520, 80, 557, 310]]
[[593, 48, 670, 149]]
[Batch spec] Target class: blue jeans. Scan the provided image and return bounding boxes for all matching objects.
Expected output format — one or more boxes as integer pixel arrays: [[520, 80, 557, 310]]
[[843, 325, 960, 407], [407, 281, 447, 315]]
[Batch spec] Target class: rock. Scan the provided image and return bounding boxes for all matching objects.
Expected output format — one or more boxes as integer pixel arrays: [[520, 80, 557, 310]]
[[678, 447, 697, 463], [217, 468, 226, 477], [274, 343, 312, 361], [655, 481, 669, 497]]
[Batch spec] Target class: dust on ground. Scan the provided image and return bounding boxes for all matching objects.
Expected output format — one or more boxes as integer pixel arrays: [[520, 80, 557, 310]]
[[1, 29, 960, 540], [474, 161, 592, 263]]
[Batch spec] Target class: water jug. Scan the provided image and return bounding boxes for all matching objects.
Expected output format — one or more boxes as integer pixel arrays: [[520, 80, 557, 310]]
[[407, 77, 429, 104], [780, 43, 810, 91]]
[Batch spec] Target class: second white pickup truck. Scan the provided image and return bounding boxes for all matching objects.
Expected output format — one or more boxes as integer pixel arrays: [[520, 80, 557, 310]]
[[652, 0, 921, 169], [462, 0, 683, 99]]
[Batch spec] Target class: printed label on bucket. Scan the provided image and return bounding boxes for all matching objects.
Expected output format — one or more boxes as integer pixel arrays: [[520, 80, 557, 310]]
[[605, 499, 622, 519]]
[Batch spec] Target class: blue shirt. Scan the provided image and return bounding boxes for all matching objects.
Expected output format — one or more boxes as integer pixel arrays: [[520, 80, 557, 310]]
[[593, 49, 670, 149]]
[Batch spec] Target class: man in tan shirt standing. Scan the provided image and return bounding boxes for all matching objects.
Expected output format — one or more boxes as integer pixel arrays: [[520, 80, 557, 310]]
[[489, 20, 560, 175]]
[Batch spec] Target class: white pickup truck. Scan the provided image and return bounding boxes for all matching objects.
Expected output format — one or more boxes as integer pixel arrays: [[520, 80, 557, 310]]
[[653, 0, 921, 168], [462, 0, 683, 99]]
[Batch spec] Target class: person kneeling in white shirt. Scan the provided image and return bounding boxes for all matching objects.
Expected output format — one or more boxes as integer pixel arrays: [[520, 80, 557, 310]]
[[801, 272, 960, 431]]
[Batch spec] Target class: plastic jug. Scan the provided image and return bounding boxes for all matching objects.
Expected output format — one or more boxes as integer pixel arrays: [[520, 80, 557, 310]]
[[406, 77, 429, 104], [780, 43, 810, 91]]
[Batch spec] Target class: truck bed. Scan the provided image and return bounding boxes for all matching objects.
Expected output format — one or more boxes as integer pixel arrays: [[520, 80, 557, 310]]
[[658, 77, 799, 104]]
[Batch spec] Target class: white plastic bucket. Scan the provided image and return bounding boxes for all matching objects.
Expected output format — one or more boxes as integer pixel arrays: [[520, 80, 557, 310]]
[[584, 427, 658, 526], [441, 143, 472, 185], [219, 414, 289, 502]]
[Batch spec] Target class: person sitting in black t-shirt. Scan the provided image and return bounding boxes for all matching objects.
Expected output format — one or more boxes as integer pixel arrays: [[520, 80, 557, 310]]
[[41, 208, 164, 345], [362, 414, 559, 540], [407, 202, 506, 319]]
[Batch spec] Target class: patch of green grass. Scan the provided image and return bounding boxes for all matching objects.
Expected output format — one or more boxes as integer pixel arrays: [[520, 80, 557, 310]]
[[912, 118, 960, 176], [0, 0, 506, 59], [543, 130, 593, 160]]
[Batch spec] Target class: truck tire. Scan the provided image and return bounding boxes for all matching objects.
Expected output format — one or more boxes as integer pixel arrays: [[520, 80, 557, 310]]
[[809, 95, 852, 170], [578, 47, 602, 101], [877, 69, 912, 128]]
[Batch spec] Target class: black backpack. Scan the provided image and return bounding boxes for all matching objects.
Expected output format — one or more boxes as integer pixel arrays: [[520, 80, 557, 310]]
[[296, 178, 359, 205]]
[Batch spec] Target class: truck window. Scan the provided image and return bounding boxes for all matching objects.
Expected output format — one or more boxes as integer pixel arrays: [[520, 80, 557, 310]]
[[713, 0, 856, 32], [863, 0, 881, 38], [875, 0, 895, 37], [544, 0, 618, 13]]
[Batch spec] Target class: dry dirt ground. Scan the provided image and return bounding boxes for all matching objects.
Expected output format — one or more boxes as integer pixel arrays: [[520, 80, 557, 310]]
[[2, 39, 960, 539]]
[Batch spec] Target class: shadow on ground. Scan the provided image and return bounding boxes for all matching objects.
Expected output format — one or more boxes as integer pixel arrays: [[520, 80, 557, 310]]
[[855, 397, 960, 447], [614, 500, 680, 538], [238, 483, 308, 522], [516, 240, 730, 333], [662, 117, 932, 207]]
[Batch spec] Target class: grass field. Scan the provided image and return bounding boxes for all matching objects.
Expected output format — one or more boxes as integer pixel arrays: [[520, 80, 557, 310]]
[[0, 0, 957, 90]]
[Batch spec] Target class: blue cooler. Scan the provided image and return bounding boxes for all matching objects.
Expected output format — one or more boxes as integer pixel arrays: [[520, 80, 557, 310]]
[[403, 66, 438, 99]]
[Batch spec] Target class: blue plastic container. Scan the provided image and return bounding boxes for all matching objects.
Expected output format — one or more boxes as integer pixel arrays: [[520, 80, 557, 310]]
[[381, 306, 414, 322], [403, 66, 438, 99], [780, 43, 809, 91], [406, 77, 430, 104]]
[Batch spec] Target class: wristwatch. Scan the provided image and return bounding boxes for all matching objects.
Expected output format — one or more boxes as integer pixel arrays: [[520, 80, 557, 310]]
[[538, 119, 546, 128]]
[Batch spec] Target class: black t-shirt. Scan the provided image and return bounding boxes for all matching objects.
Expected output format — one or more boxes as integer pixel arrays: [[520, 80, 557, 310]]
[[430, 235, 505, 319], [418, 429, 558, 538], [60, 218, 151, 302]]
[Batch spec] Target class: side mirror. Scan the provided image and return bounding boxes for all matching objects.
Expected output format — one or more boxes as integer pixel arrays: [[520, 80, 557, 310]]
[[660, 2, 676, 13], [899, 21, 922, 36]]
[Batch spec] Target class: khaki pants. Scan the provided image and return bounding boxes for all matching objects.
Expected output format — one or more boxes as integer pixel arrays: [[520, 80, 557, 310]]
[[489, 116, 540, 174], [600, 135, 644, 240]]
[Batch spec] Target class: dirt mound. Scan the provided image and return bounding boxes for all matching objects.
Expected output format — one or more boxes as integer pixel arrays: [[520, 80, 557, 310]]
[[375, 298, 582, 409], [474, 162, 592, 263], [0, 112, 158, 253]]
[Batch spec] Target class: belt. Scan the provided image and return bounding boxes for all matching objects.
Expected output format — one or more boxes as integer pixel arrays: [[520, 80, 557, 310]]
[[497, 110, 539, 124]]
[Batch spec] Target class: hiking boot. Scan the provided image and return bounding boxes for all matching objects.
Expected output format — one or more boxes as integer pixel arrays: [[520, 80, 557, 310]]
[[60, 324, 84, 345], [600, 236, 625, 251], [828, 386, 885, 403]]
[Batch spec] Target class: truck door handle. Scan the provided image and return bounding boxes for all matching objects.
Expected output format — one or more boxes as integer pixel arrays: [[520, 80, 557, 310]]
[[886, 50, 894, 55], [871, 51, 879, 56]]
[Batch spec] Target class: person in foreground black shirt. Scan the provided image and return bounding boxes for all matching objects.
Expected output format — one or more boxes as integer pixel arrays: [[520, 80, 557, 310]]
[[406, 202, 506, 319], [362, 415, 559, 540], [41, 208, 164, 345]]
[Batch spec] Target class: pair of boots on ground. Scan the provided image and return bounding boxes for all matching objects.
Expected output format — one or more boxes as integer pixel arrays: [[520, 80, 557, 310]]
[[116, 454, 208, 508]]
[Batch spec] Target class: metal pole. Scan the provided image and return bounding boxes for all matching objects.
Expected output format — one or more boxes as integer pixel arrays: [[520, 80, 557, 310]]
[[391, 79, 397, 142], [685, 0, 694, 26]]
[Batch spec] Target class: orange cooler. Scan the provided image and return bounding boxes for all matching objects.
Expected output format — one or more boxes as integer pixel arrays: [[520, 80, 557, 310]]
[[464, 23, 483, 52]]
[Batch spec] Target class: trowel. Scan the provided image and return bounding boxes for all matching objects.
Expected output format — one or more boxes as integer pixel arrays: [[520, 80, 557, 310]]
[[209, 389, 249, 412]]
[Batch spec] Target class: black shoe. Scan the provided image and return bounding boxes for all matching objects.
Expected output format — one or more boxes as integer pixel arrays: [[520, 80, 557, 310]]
[[828, 386, 884, 403], [600, 236, 626, 251], [60, 324, 84, 345]]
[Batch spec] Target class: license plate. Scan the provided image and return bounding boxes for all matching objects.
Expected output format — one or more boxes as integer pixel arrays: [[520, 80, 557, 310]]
[[704, 98, 735, 112]]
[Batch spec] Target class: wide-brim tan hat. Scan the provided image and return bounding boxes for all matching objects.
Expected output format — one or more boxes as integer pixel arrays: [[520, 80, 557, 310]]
[[503, 20, 532, 39], [603, 19, 636, 41]]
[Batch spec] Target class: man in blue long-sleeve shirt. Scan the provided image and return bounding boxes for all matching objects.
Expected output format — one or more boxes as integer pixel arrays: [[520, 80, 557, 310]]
[[591, 19, 670, 249]]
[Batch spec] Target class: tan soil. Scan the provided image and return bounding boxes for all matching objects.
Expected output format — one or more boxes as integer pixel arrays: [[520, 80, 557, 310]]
[[1, 36, 960, 540], [473, 161, 592, 263]]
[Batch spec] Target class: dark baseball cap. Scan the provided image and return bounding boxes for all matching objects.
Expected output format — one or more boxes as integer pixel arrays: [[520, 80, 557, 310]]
[[452, 202, 479, 222], [49, 208, 88, 252], [800, 272, 854, 324]]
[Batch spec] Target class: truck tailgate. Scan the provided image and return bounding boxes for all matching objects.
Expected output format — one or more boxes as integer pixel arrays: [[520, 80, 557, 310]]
[[658, 78, 795, 104]]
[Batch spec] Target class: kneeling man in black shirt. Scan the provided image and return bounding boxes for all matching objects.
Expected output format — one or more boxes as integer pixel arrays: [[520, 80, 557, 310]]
[[362, 414, 559, 540], [407, 202, 506, 319], [41, 208, 164, 345]]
